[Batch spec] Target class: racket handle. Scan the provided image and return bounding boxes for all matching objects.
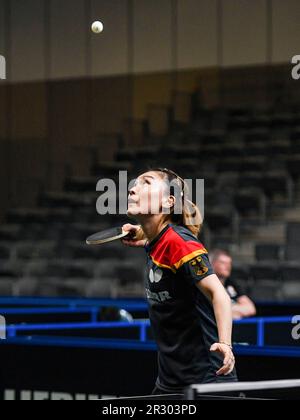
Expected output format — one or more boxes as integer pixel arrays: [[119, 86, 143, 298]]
[[133, 225, 146, 241]]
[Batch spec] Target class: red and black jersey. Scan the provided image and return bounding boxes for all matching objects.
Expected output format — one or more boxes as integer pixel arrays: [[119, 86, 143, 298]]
[[145, 224, 237, 392]]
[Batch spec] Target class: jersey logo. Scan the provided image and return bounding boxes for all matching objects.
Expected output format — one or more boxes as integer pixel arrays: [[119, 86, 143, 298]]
[[149, 268, 163, 283], [190, 256, 209, 277], [146, 288, 172, 302]]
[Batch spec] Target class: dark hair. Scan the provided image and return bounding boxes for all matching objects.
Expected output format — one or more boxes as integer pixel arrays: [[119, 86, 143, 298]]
[[151, 168, 203, 237]]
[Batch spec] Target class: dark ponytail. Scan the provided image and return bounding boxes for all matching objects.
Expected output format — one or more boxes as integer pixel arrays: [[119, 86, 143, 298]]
[[153, 168, 203, 237]]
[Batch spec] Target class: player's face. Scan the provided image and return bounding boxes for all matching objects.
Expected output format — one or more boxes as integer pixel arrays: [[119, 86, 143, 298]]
[[212, 255, 232, 279], [127, 171, 167, 217]]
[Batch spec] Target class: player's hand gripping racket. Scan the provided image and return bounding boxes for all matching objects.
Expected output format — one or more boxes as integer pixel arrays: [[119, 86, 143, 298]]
[[86, 225, 145, 246]]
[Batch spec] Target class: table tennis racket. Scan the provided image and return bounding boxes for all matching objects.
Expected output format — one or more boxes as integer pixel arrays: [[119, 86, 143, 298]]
[[86, 226, 130, 245]]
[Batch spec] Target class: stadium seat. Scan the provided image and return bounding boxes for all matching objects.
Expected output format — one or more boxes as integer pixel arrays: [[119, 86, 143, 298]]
[[15, 278, 39, 296], [0, 225, 21, 241], [249, 263, 280, 281], [0, 279, 17, 296], [218, 159, 243, 173], [249, 280, 282, 301], [85, 278, 114, 298], [246, 142, 268, 157], [280, 263, 300, 282], [255, 244, 283, 261], [234, 189, 266, 220], [0, 245, 10, 260], [205, 210, 238, 240], [238, 173, 263, 190], [285, 245, 299, 261], [46, 261, 93, 279], [0, 262, 20, 279], [286, 223, 300, 245], [231, 266, 250, 282], [16, 242, 57, 260], [117, 263, 144, 286], [244, 130, 271, 144], [262, 172, 293, 201], [64, 176, 98, 193], [281, 282, 300, 300], [241, 157, 267, 173], [6, 208, 49, 225], [268, 141, 291, 157], [286, 155, 300, 180]]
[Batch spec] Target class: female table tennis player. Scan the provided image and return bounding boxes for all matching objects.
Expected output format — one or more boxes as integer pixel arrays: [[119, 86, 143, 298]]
[[122, 168, 237, 395]]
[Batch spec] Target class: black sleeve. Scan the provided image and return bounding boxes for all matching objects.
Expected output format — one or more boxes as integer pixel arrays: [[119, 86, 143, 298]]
[[178, 253, 215, 286]]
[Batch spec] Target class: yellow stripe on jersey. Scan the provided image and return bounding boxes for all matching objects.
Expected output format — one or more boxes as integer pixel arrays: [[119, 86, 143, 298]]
[[150, 257, 177, 274], [173, 249, 208, 271]]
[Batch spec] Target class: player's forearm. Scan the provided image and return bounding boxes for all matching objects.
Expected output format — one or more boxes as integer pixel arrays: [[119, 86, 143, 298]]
[[212, 289, 233, 345]]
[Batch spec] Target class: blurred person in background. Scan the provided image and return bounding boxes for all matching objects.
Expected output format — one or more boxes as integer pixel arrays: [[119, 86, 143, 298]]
[[210, 249, 256, 320]]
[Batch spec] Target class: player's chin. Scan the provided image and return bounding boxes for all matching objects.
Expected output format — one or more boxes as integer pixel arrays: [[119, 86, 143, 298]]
[[127, 206, 152, 217], [127, 207, 140, 217]]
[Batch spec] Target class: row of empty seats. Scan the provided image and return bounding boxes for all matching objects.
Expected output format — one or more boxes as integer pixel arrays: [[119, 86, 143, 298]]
[[1, 103, 300, 298]]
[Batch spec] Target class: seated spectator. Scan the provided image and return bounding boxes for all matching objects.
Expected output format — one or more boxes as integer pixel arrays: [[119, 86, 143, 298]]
[[210, 249, 256, 320]]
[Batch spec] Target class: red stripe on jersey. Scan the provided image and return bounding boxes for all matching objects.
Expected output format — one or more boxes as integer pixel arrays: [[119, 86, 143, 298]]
[[150, 226, 208, 272]]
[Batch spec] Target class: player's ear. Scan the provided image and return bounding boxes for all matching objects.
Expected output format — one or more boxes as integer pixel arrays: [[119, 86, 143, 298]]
[[162, 195, 176, 212]]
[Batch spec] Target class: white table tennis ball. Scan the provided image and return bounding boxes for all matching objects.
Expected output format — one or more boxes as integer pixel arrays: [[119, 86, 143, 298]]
[[91, 21, 104, 34]]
